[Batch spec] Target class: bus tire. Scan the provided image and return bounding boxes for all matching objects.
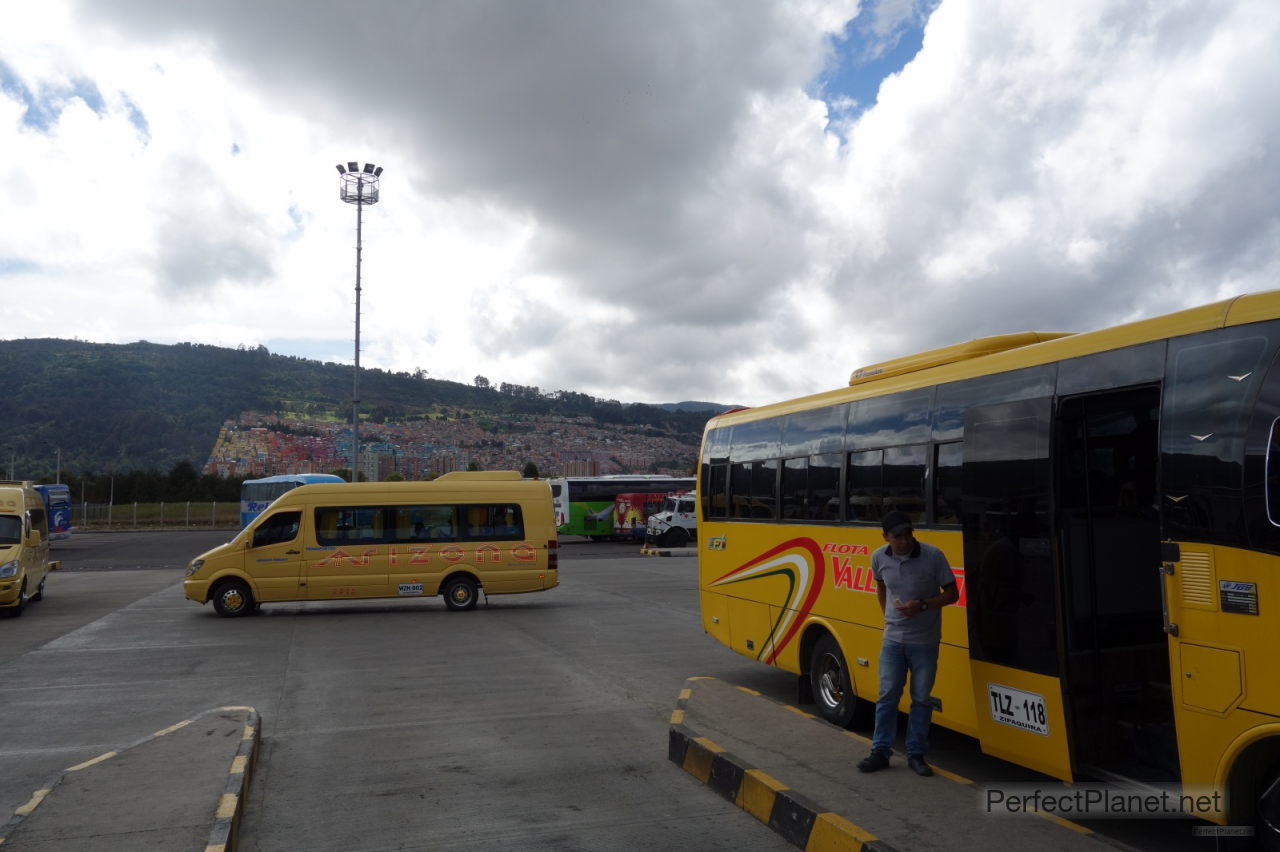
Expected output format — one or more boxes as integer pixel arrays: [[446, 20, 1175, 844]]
[[31, 578, 44, 602], [212, 579, 255, 618], [443, 576, 479, 611], [1259, 765, 1280, 850], [809, 635, 859, 728]]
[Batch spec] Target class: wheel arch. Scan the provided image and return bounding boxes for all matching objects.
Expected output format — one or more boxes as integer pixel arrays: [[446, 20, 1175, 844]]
[[1222, 727, 1280, 825], [439, 569, 482, 595], [204, 571, 260, 605]]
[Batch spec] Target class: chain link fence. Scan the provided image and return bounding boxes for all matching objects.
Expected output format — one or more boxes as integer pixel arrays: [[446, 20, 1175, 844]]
[[73, 502, 240, 530]]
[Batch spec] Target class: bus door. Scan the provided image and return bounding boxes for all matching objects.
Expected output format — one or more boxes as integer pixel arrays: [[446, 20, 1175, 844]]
[[962, 397, 1075, 780], [1056, 386, 1179, 783]]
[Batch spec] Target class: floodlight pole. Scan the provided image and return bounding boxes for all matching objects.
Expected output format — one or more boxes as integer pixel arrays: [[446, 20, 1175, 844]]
[[336, 162, 383, 480]]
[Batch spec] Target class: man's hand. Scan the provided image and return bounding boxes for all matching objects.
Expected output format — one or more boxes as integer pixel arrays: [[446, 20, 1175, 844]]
[[893, 598, 924, 617]]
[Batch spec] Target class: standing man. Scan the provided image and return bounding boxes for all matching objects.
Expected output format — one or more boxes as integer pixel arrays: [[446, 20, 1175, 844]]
[[857, 510, 959, 777]]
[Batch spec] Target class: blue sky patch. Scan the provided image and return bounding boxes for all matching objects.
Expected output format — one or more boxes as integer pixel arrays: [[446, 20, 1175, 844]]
[[123, 95, 150, 141], [815, 1, 937, 136], [0, 257, 40, 276], [0, 60, 109, 132]]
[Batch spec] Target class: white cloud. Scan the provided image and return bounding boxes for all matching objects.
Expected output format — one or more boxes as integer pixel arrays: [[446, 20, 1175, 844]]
[[1, 0, 1278, 409]]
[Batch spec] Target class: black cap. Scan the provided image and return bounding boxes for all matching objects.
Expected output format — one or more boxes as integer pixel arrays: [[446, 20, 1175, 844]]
[[881, 510, 913, 536]]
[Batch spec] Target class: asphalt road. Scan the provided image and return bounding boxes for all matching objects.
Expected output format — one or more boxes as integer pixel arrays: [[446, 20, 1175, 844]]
[[1, 533, 1219, 850], [2, 532, 791, 851]]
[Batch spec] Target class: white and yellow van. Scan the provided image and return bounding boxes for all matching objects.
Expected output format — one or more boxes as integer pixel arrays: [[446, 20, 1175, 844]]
[[184, 471, 558, 617], [0, 480, 59, 617]]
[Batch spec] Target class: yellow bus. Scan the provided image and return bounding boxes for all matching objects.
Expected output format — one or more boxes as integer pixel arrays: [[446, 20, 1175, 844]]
[[698, 291, 1280, 837]]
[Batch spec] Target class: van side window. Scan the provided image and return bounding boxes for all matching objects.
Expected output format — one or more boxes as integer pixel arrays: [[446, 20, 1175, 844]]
[[461, 504, 524, 541], [314, 504, 524, 545], [253, 511, 301, 548]]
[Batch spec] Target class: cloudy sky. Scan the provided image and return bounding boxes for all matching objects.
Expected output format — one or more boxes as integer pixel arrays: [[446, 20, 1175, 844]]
[[3, 0, 1278, 408]]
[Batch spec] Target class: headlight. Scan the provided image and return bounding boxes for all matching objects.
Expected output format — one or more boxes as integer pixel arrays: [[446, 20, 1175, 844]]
[[185, 559, 204, 578], [0, 560, 18, 578]]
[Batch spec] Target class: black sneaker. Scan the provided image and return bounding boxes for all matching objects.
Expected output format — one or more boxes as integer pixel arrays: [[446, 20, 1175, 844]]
[[906, 754, 933, 776], [857, 751, 891, 773]]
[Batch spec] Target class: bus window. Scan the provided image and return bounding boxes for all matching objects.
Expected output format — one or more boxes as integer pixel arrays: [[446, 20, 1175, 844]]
[[845, 449, 883, 523], [883, 444, 926, 524], [933, 442, 963, 525], [1267, 419, 1280, 526], [848, 388, 933, 450]]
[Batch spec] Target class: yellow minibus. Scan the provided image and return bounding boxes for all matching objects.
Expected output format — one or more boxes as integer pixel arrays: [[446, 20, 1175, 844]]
[[699, 291, 1280, 838], [0, 480, 58, 617], [184, 472, 557, 616]]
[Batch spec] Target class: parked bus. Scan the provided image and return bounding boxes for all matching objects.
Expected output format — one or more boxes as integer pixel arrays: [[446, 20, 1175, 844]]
[[240, 473, 345, 528], [34, 483, 72, 540], [0, 480, 59, 617], [548, 475, 694, 538], [187, 471, 557, 616], [698, 291, 1280, 837]]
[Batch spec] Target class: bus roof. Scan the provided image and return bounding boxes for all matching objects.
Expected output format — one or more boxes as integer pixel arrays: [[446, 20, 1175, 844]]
[[712, 289, 1280, 427]]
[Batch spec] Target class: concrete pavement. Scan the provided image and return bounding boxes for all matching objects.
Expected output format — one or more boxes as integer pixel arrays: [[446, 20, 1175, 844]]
[[0, 706, 259, 851], [670, 676, 1132, 851]]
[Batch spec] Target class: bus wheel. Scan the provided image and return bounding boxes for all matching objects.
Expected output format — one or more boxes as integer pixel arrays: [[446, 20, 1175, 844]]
[[443, 576, 479, 611], [212, 579, 255, 618], [31, 578, 45, 602], [810, 635, 858, 728], [1260, 767, 1280, 850]]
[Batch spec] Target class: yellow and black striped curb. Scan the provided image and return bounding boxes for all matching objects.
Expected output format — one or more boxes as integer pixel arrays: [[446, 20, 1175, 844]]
[[670, 679, 1126, 851], [0, 705, 260, 851], [668, 723, 894, 851], [206, 707, 260, 852]]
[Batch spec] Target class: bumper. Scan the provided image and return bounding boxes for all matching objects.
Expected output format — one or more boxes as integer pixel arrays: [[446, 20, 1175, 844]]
[[183, 579, 211, 604], [0, 578, 24, 606]]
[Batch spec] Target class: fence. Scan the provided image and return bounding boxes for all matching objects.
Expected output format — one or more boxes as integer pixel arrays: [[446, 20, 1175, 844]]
[[74, 501, 241, 530]]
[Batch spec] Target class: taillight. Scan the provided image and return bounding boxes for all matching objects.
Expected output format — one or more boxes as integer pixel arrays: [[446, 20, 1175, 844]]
[[548, 539, 558, 570]]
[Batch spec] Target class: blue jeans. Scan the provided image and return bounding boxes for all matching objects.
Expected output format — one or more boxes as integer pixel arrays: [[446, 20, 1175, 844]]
[[871, 639, 940, 757]]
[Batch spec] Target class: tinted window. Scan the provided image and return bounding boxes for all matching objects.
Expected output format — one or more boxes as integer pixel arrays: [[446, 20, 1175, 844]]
[[703, 462, 728, 519], [934, 442, 963, 525], [883, 444, 927, 524], [848, 389, 933, 450], [781, 404, 848, 457], [1057, 341, 1165, 396], [314, 504, 523, 545], [703, 426, 731, 463], [781, 458, 807, 519], [731, 418, 783, 461], [0, 514, 19, 544], [961, 397, 1057, 677], [934, 365, 1056, 442], [253, 510, 301, 548], [1163, 326, 1278, 545], [846, 449, 883, 523], [779, 453, 841, 522]]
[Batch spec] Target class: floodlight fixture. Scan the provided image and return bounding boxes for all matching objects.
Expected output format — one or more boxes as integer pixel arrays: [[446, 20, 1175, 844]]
[[334, 160, 385, 478], [335, 164, 346, 174]]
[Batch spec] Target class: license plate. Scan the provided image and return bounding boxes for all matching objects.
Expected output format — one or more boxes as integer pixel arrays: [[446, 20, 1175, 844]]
[[987, 683, 1049, 736]]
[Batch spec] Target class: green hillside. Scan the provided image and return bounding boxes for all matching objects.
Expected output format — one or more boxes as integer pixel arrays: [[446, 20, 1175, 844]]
[[0, 338, 716, 480]]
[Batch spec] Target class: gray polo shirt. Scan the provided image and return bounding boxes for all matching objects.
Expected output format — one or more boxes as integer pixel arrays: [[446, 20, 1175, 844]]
[[871, 539, 955, 644]]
